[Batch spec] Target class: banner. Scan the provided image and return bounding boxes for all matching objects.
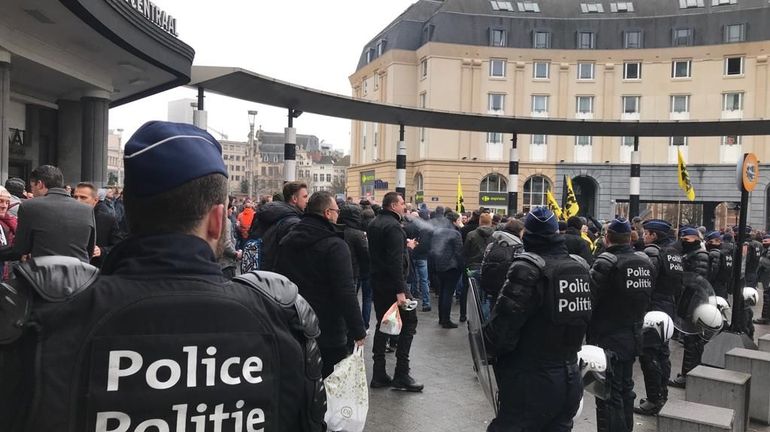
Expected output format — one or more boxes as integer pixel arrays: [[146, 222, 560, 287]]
[[564, 176, 580, 219], [546, 190, 563, 220], [677, 149, 695, 201], [456, 174, 465, 213]]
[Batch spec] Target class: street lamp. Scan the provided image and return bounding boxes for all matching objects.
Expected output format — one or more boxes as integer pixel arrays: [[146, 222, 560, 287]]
[[247, 110, 258, 199]]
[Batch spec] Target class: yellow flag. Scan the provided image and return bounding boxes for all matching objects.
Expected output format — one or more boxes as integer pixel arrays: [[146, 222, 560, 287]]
[[546, 190, 563, 220], [581, 232, 596, 252], [564, 176, 580, 219], [456, 174, 465, 213], [677, 149, 695, 201]]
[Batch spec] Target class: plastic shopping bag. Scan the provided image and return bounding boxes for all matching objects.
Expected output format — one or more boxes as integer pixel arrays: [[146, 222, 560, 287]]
[[324, 346, 368, 432], [379, 302, 402, 335]]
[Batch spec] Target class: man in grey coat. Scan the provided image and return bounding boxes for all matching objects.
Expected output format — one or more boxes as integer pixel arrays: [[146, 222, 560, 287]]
[[0, 165, 95, 263]]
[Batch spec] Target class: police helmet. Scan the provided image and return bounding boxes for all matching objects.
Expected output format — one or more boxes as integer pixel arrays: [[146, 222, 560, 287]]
[[577, 345, 609, 400], [643, 311, 674, 343], [710, 296, 731, 326], [693, 303, 723, 332], [743, 287, 759, 306]]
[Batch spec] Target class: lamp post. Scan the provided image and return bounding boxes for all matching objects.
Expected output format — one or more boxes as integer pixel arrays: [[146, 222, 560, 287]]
[[247, 110, 258, 199]]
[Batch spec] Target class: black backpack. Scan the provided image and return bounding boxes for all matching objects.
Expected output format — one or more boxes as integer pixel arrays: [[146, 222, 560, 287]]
[[480, 235, 524, 299]]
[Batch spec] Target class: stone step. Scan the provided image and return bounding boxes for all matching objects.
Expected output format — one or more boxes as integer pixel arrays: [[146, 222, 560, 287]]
[[686, 365, 751, 432], [658, 399, 734, 432], [725, 348, 770, 424], [758, 334, 770, 353]]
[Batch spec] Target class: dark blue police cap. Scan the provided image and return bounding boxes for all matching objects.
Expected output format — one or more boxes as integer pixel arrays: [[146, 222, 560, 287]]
[[642, 219, 671, 233], [706, 231, 721, 241], [124, 121, 228, 197], [679, 226, 699, 237], [608, 217, 631, 234], [525, 207, 558, 235]]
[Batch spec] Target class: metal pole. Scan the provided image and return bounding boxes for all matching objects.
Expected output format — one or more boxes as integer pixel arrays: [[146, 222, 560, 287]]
[[247, 114, 255, 199], [629, 135, 640, 218], [730, 190, 749, 332], [193, 87, 207, 130], [284, 109, 297, 183], [396, 124, 406, 198], [508, 133, 519, 216]]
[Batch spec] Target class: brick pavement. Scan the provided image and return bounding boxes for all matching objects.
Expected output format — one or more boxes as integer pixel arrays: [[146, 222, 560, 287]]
[[361, 297, 770, 432]]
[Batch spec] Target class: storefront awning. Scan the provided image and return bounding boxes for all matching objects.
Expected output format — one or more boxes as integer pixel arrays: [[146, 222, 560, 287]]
[[189, 66, 770, 137]]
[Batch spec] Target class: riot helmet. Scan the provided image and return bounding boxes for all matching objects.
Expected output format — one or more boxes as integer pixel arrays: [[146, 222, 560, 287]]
[[642, 311, 674, 343], [743, 287, 759, 306], [577, 345, 610, 400]]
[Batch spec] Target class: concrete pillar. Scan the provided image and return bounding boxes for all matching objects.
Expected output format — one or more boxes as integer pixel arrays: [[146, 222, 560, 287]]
[[284, 111, 297, 182], [629, 136, 640, 217], [0, 50, 10, 182], [57, 99, 83, 183], [396, 124, 406, 197], [81, 93, 109, 185]]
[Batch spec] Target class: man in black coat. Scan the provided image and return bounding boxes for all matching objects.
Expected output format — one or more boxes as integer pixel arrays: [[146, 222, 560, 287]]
[[0, 165, 95, 263], [277, 192, 366, 378], [72, 182, 126, 268], [367, 192, 423, 392], [565, 216, 595, 265], [339, 204, 373, 328], [251, 181, 308, 271]]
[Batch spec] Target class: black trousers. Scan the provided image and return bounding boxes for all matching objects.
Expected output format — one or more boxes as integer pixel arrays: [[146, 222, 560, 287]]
[[639, 296, 674, 404], [488, 359, 582, 432], [760, 270, 770, 319], [320, 345, 350, 379], [371, 288, 418, 377], [596, 356, 635, 432], [437, 269, 461, 324], [680, 335, 705, 378]]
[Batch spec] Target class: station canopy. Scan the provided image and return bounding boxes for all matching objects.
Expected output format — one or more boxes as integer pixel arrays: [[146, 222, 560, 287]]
[[190, 66, 770, 138]]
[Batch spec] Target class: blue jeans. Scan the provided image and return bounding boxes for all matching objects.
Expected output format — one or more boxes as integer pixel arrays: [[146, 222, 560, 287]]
[[410, 259, 431, 308], [359, 277, 372, 329]]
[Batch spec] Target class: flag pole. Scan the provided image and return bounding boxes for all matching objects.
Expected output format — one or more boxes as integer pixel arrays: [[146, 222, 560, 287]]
[[677, 200, 682, 229]]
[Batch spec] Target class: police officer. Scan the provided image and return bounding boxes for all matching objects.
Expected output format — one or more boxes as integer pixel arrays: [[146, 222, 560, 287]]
[[754, 235, 770, 325], [486, 207, 591, 431], [741, 226, 762, 289], [588, 218, 653, 432], [635, 219, 683, 416], [0, 122, 326, 431], [705, 231, 733, 299], [669, 226, 710, 388]]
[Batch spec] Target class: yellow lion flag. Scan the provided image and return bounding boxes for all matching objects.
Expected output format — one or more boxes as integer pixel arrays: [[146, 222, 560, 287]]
[[677, 149, 695, 201], [456, 174, 465, 213], [546, 190, 563, 220], [564, 176, 580, 219]]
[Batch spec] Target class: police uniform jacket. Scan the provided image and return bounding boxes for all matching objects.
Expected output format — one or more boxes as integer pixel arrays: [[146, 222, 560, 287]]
[[11, 234, 321, 432]]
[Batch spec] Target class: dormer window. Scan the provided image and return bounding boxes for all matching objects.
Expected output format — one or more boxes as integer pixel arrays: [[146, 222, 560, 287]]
[[679, 0, 704, 7], [517, 2, 541, 12], [712, 0, 737, 5], [580, 3, 605, 13], [491, 1, 515, 11], [610, 2, 635, 12]]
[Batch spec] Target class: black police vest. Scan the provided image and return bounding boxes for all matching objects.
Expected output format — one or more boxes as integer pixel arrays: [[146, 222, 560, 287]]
[[516, 253, 592, 360], [683, 249, 710, 278], [649, 245, 684, 298], [593, 251, 654, 333], [746, 241, 763, 273]]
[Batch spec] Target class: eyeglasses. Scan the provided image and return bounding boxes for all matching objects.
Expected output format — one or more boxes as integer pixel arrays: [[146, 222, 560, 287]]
[[327, 208, 340, 213]]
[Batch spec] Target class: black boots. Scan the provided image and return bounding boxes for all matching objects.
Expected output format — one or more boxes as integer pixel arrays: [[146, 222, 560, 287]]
[[668, 374, 686, 389], [391, 373, 424, 392], [370, 370, 392, 388], [633, 398, 665, 416]]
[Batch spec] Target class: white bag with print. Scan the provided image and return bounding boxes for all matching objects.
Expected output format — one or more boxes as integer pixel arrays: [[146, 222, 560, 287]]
[[323, 346, 368, 432]]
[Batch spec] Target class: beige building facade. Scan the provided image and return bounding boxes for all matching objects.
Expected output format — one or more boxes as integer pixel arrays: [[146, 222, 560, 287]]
[[346, 0, 770, 227]]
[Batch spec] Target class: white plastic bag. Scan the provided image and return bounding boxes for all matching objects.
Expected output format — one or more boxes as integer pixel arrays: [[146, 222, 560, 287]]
[[324, 346, 368, 432], [379, 301, 402, 335]]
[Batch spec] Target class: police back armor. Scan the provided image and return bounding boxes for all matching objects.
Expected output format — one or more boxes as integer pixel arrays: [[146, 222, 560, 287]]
[[683, 249, 710, 279], [487, 252, 592, 361], [644, 244, 684, 299], [0, 257, 326, 432], [589, 251, 653, 338]]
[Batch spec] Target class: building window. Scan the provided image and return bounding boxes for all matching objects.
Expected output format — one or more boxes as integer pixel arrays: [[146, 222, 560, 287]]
[[422, 25, 434, 44], [420, 58, 428, 78], [487, 132, 503, 143], [517, 2, 540, 12], [574, 136, 592, 162], [376, 40, 386, 56], [530, 135, 547, 162], [414, 173, 424, 192], [490, 1, 515, 11], [672, 60, 692, 78], [672, 28, 693, 46], [523, 175, 551, 208], [419, 92, 427, 109], [671, 95, 690, 113], [490, 58, 506, 77], [373, 73, 379, 90], [365, 49, 374, 64], [580, 3, 605, 13], [532, 95, 549, 113], [326, 174, 332, 182], [486, 133, 504, 160], [679, 0, 705, 7], [488, 93, 505, 112], [619, 136, 635, 163], [481, 173, 508, 194], [313, 174, 318, 182], [576, 96, 594, 114], [622, 96, 640, 114], [623, 62, 642, 80], [611, 2, 635, 12], [721, 135, 742, 163], [723, 92, 743, 111], [724, 56, 744, 75], [363, 79, 368, 95], [623, 30, 642, 48], [576, 136, 592, 146], [712, 0, 737, 5], [671, 136, 688, 146], [577, 32, 595, 49], [533, 61, 550, 79], [533, 31, 551, 48], [577, 62, 595, 80], [724, 24, 746, 43], [722, 135, 741, 146], [491, 29, 507, 47]]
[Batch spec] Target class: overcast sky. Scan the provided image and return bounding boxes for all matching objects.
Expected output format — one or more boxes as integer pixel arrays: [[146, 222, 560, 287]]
[[109, 0, 417, 152]]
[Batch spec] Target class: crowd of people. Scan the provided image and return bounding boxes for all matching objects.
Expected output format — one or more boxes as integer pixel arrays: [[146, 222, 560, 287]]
[[1, 119, 769, 432]]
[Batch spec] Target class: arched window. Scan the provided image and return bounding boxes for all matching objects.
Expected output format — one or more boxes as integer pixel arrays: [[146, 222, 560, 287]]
[[480, 173, 507, 193], [414, 173, 424, 204], [523, 175, 552, 210]]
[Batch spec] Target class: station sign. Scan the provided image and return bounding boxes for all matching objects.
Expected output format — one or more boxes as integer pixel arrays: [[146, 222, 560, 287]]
[[123, 0, 178, 37], [374, 179, 389, 190], [736, 153, 759, 193]]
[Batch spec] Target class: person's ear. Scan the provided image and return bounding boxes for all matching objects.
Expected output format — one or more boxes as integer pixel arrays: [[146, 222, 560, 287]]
[[206, 204, 225, 241]]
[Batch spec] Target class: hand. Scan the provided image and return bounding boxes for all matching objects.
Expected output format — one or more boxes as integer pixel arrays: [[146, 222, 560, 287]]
[[406, 238, 418, 250], [92, 245, 101, 257], [396, 292, 407, 306], [236, 250, 243, 260], [355, 338, 366, 347]]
